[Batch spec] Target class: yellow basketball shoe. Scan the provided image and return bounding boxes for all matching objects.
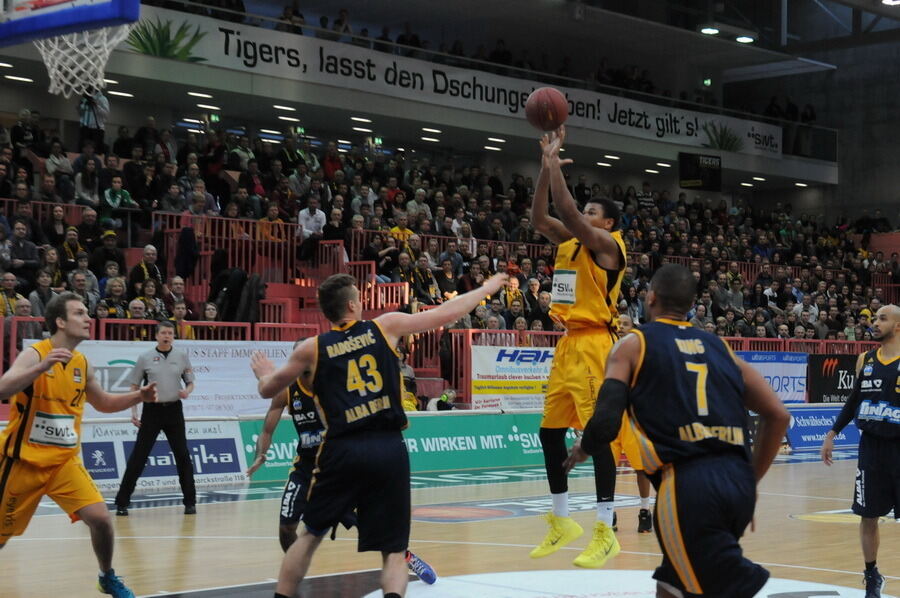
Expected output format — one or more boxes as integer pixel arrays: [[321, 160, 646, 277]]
[[573, 521, 620, 568], [529, 513, 584, 558]]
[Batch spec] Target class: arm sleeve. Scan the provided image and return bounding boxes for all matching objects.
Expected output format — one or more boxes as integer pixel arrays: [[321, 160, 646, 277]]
[[125, 354, 146, 387], [580, 378, 630, 455], [831, 353, 866, 434]]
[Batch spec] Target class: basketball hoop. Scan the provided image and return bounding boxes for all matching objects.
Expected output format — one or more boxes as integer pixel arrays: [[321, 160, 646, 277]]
[[33, 23, 133, 98]]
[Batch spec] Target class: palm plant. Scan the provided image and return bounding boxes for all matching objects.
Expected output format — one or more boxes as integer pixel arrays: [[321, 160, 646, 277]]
[[702, 122, 744, 152], [127, 17, 207, 62]]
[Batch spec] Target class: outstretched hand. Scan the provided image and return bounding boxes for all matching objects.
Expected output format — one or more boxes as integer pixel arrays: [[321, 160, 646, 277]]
[[251, 351, 276, 380]]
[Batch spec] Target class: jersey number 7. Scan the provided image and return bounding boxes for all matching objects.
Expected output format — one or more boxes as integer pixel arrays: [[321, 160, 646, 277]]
[[685, 362, 709, 416]]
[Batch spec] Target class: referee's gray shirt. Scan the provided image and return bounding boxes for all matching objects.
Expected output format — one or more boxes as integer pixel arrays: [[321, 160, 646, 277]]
[[126, 347, 194, 403]]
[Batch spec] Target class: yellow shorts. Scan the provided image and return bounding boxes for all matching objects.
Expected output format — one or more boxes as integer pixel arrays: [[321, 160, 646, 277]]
[[542, 328, 617, 430], [612, 415, 643, 471], [0, 455, 104, 545]]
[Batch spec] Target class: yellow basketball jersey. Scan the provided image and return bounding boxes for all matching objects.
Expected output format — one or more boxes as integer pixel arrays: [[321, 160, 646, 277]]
[[0, 339, 89, 467], [550, 230, 626, 330]]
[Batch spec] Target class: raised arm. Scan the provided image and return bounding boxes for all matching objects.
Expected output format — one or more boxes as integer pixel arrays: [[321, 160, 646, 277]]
[[253, 339, 316, 399], [0, 347, 69, 402], [376, 274, 508, 344], [544, 127, 620, 268], [85, 364, 157, 413], [247, 391, 288, 477], [532, 153, 571, 245], [737, 358, 790, 481]]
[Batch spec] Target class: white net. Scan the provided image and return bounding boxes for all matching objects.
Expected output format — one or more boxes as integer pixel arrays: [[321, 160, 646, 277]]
[[33, 23, 134, 98]]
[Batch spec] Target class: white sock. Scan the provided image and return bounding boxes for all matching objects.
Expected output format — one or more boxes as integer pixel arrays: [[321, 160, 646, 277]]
[[596, 501, 614, 525], [552, 492, 569, 517], [641, 497, 651, 510]]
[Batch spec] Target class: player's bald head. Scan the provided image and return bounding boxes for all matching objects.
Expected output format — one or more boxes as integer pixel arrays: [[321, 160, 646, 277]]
[[648, 264, 696, 317]]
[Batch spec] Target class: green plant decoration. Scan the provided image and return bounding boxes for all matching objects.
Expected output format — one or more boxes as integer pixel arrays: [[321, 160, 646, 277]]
[[702, 122, 744, 152], [127, 17, 207, 62]]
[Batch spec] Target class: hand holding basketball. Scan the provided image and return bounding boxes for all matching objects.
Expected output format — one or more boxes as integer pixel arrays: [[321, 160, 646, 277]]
[[525, 87, 569, 131]]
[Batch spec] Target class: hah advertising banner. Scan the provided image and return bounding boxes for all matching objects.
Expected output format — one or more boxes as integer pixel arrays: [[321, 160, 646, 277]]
[[124, 6, 782, 157], [28, 340, 294, 418], [807, 354, 858, 403], [80, 419, 247, 492], [785, 404, 859, 451], [736, 351, 807, 404], [470, 346, 554, 410]]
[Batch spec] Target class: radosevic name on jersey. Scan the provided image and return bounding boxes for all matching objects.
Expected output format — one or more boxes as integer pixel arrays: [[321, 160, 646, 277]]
[[858, 401, 900, 425]]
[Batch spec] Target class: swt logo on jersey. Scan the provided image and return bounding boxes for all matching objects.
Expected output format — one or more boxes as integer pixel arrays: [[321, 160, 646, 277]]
[[858, 401, 900, 424]]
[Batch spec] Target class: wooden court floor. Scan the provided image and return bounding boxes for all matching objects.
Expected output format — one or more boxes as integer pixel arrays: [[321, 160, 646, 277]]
[[1, 453, 897, 597]]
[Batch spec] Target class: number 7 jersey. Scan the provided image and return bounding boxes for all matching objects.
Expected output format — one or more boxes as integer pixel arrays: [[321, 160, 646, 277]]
[[628, 319, 750, 474], [1, 339, 89, 467], [311, 320, 407, 439]]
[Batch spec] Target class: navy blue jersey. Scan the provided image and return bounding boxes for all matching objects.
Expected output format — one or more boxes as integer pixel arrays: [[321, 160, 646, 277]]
[[312, 320, 407, 439], [628, 319, 749, 474], [287, 380, 324, 461], [854, 349, 900, 438]]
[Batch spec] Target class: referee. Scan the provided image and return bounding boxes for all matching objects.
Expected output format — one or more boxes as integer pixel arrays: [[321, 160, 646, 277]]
[[115, 320, 197, 516], [821, 304, 900, 598]]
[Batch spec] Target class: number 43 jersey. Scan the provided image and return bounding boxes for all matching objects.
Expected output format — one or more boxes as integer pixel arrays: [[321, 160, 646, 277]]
[[628, 319, 750, 474], [1, 339, 89, 467], [312, 320, 407, 439]]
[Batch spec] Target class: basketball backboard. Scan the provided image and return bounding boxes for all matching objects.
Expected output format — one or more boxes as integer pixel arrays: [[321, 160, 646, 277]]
[[0, 0, 138, 47]]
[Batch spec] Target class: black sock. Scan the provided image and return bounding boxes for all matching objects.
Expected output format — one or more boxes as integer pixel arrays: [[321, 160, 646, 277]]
[[385, 594, 402, 598], [274, 593, 291, 598], [539, 428, 569, 494], [865, 560, 876, 572], [593, 442, 617, 501]]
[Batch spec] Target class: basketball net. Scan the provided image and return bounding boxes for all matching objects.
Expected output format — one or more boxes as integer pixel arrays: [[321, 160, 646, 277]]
[[33, 23, 133, 98]]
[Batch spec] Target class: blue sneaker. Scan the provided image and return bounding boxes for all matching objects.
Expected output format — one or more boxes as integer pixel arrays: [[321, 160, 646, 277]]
[[406, 551, 437, 584], [98, 569, 135, 598]]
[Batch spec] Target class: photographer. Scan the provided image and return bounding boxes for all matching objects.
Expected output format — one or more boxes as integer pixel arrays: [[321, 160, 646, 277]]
[[78, 86, 110, 154]]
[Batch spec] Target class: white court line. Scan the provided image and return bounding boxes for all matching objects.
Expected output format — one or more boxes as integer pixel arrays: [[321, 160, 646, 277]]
[[137, 570, 378, 598], [22, 533, 898, 583], [759, 490, 850, 501]]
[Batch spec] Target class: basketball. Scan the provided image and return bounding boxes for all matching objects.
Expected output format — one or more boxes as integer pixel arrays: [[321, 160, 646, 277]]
[[525, 87, 569, 131]]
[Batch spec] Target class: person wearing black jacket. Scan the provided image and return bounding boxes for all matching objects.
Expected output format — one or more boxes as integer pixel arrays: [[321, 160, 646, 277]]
[[89, 230, 126, 280]]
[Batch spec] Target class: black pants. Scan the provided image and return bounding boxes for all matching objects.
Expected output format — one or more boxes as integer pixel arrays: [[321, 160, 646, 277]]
[[78, 125, 105, 154], [115, 401, 196, 508]]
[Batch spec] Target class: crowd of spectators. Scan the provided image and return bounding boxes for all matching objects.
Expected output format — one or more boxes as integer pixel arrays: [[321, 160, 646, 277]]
[[1, 97, 898, 348]]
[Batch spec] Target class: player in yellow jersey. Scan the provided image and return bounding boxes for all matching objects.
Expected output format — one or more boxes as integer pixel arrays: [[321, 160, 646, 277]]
[[0, 292, 157, 598], [529, 127, 628, 568]]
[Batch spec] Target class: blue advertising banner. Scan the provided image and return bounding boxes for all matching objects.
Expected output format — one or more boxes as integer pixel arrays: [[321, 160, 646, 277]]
[[785, 404, 860, 451], [737, 351, 807, 403]]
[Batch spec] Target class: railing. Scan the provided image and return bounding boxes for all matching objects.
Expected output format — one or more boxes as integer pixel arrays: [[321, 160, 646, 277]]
[[153, 211, 300, 285], [97, 318, 251, 340], [1, 197, 86, 227], [348, 260, 377, 288], [346, 229, 554, 265], [362, 282, 409, 311], [722, 338, 880, 354], [309, 239, 347, 279], [259, 298, 294, 323], [254, 323, 321, 341], [6, 316, 50, 365]]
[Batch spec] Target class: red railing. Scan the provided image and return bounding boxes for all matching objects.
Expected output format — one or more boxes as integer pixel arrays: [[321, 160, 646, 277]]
[[348, 260, 376, 288], [362, 282, 409, 311], [722, 337, 879, 354], [153, 212, 300, 285], [98, 318, 250, 341], [6, 316, 49, 365], [0, 197, 85, 227], [254, 323, 321, 341], [259, 298, 293, 323], [309, 239, 346, 279], [346, 229, 555, 266]]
